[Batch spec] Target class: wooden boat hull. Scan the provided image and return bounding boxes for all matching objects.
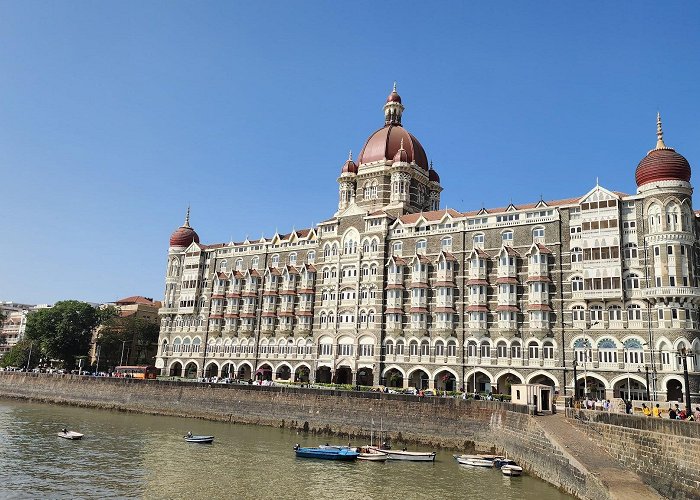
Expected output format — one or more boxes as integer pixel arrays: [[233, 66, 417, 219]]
[[57, 431, 83, 440], [371, 447, 436, 462], [457, 457, 494, 467], [357, 452, 388, 461], [295, 447, 359, 461], [502, 465, 523, 476], [185, 436, 214, 444]]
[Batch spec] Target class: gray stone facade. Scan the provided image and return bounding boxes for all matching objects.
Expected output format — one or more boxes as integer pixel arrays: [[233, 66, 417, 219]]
[[156, 90, 700, 403]]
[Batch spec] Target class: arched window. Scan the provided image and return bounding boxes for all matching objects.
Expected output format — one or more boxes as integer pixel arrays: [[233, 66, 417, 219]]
[[307, 251, 315, 263], [528, 341, 539, 359], [501, 230, 514, 244], [480, 341, 491, 358], [235, 258, 243, 271], [467, 340, 478, 357], [497, 341, 507, 358], [271, 254, 280, 267], [219, 260, 228, 271], [571, 276, 584, 292], [571, 247, 583, 263], [409, 340, 419, 356], [396, 339, 405, 356], [542, 340, 554, 359], [608, 305, 622, 321], [647, 203, 662, 232], [532, 227, 545, 240], [331, 243, 338, 256], [420, 340, 430, 356], [473, 233, 485, 248], [415, 239, 427, 254], [623, 243, 638, 259], [590, 305, 603, 322], [251, 256, 259, 269], [598, 338, 617, 363], [393, 242, 403, 255], [627, 303, 642, 321], [371, 239, 379, 253], [623, 338, 644, 364], [447, 340, 457, 357], [385, 339, 395, 355], [288, 253, 297, 265], [572, 305, 585, 321], [510, 340, 521, 359]]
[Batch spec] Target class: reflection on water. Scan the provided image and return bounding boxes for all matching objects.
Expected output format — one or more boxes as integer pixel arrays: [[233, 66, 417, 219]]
[[0, 399, 571, 499]]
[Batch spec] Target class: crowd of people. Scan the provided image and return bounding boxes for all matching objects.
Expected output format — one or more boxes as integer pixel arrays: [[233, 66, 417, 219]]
[[578, 397, 700, 421]]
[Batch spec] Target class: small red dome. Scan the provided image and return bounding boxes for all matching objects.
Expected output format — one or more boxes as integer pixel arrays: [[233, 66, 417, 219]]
[[387, 89, 402, 103], [635, 148, 691, 188], [429, 168, 440, 183], [357, 125, 428, 170], [393, 145, 408, 163], [341, 159, 357, 174], [170, 225, 199, 247]]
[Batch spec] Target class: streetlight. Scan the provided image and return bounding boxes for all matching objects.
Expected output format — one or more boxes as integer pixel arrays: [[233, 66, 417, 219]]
[[120, 340, 128, 366], [26, 340, 33, 371], [565, 322, 598, 402], [638, 366, 650, 402], [678, 346, 692, 416]]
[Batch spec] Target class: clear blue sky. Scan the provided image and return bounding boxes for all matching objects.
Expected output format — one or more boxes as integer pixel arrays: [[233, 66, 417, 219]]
[[1, 1, 699, 305]]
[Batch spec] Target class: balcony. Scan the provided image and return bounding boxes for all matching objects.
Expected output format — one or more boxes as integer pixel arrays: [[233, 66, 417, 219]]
[[497, 265, 517, 278], [628, 287, 700, 299], [528, 263, 548, 276]]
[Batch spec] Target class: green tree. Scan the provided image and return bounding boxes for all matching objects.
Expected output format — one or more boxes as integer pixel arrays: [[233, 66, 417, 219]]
[[0, 339, 34, 369], [24, 301, 104, 369], [98, 315, 160, 368]]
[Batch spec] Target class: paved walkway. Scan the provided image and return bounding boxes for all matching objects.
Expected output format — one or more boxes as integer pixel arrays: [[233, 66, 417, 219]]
[[538, 412, 662, 500]]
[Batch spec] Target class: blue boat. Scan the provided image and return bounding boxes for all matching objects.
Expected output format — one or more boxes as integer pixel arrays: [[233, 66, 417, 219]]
[[293, 444, 359, 461]]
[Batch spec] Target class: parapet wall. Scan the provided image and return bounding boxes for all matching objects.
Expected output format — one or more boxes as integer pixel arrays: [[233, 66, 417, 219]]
[[0, 373, 619, 499], [567, 409, 700, 500]]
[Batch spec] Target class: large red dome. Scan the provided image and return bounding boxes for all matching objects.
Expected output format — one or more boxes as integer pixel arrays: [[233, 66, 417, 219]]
[[635, 148, 691, 188], [357, 125, 429, 170], [170, 226, 199, 247]]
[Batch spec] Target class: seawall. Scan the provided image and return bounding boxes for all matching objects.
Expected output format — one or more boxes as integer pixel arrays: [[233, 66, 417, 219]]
[[568, 409, 700, 500], [0, 373, 658, 499]]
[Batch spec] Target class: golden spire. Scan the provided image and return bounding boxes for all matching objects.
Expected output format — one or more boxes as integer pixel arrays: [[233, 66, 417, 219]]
[[183, 206, 191, 228], [656, 112, 667, 149], [399, 137, 404, 150]]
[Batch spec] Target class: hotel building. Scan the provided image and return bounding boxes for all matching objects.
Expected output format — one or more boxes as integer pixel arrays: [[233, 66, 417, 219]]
[[156, 86, 699, 402]]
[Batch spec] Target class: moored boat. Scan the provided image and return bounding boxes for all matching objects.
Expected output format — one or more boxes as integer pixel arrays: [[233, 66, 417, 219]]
[[294, 444, 359, 461], [369, 446, 435, 462], [184, 434, 214, 444], [57, 430, 84, 440], [501, 464, 523, 477], [356, 446, 388, 462]]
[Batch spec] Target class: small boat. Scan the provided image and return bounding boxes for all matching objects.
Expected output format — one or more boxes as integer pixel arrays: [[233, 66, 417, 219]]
[[184, 435, 214, 444], [356, 446, 388, 462], [369, 446, 436, 462], [493, 458, 517, 468], [57, 430, 83, 440], [294, 444, 359, 461], [501, 464, 523, 477], [455, 455, 495, 467]]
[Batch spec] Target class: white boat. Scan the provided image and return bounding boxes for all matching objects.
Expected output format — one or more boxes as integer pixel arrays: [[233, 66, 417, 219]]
[[57, 430, 84, 440], [456, 455, 495, 467], [184, 435, 214, 444], [356, 446, 388, 462], [369, 446, 436, 462], [501, 464, 523, 476]]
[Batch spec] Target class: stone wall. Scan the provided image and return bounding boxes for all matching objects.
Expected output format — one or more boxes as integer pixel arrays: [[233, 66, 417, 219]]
[[567, 408, 700, 500], [0, 373, 617, 499]]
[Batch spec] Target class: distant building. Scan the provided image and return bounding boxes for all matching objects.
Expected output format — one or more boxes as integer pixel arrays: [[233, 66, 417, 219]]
[[91, 296, 161, 366], [155, 86, 699, 404], [0, 302, 37, 354]]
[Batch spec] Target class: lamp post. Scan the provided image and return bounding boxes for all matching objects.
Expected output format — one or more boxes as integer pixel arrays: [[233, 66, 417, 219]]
[[25, 341, 33, 371], [678, 346, 692, 415], [120, 340, 128, 366], [572, 351, 578, 401], [639, 366, 650, 402], [624, 347, 631, 402]]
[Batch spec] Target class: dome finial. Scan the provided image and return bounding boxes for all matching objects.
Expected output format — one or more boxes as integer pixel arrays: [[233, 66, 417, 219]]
[[184, 205, 191, 228], [393, 81, 397, 93], [400, 137, 404, 150], [656, 112, 667, 149], [348, 149, 353, 161]]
